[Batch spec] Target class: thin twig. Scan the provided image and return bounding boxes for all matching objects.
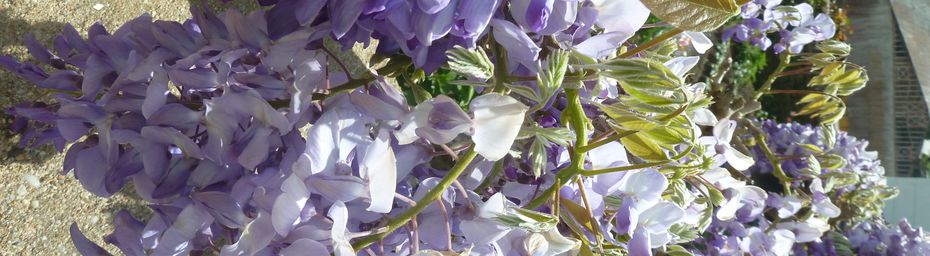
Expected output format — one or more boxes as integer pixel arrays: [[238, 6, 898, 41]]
[[435, 200, 454, 251], [322, 46, 355, 80]]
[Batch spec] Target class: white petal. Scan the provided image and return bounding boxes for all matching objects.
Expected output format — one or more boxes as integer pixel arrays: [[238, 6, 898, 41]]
[[588, 141, 629, 169], [470, 94, 528, 161], [813, 199, 841, 218], [272, 174, 310, 236], [619, 170, 668, 201], [723, 145, 755, 171], [220, 211, 273, 256], [304, 109, 338, 175], [663, 56, 700, 79], [639, 202, 684, 233], [395, 100, 434, 145], [542, 228, 580, 256], [590, 0, 650, 34], [328, 201, 355, 256], [363, 130, 397, 213], [715, 189, 743, 221], [573, 31, 633, 59], [713, 119, 737, 143], [692, 108, 718, 126], [684, 31, 713, 54]]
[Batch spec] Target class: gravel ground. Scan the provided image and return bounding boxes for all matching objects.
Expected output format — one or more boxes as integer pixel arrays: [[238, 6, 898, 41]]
[[0, 1, 256, 254]]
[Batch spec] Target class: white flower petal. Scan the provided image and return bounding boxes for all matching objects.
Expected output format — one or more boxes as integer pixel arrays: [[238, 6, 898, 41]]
[[328, 201, 355, 256], [684, 31, 713, 54], [590, 0, 650, 34], [272, 174, 310, 236], [723, 145, 755, 171], [363, 130, 397, 213], [470, 94, 528, 161]]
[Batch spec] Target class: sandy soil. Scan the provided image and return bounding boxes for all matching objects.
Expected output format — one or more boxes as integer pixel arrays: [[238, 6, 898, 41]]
[[0, 1, 256, 255]]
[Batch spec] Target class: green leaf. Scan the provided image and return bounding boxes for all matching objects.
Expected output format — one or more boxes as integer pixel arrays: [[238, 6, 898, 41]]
[[696, 198, 714, 231], [496, 207, 559, 233], [446, 45, 494, 81], [529, 138, 548, 178], [536, 127, 575, 146], [817, 153, 848, 170], [639, 0, 740, 32], [664, 244, 695, 256], [817, 40, 852, 57], [598, 58, 683, 89], [538, 50, 570, 99], [620, 132, 669, 161], [560, 197, 598, 234]]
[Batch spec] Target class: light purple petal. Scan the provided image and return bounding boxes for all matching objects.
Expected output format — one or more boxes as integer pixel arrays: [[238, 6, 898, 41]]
[[272, 174, 311, 236], [491, 19, 541, 66], [70, 223, 112, 256], [220, 211, 275, 256], [573, 31, 633, 59], [280, 239, 329, 255]]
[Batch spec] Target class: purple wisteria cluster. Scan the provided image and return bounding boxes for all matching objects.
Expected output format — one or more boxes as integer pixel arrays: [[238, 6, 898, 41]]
[[722, 0, 836, 53], [841, 218, 930, 255], [250, 0, 654, 73], [0, 1, 723, 255], [682, 120, 914, 256], [1, 0, 902, 255]]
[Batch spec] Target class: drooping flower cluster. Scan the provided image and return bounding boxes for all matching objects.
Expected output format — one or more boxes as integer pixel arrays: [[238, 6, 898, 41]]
[[841, 218, 930, 255], [722, 0, 836, 53], [2, 0, 901, 255], [0, 1, 725, 255], [681, 120, 909, 256], [245, 0, 662, 74]]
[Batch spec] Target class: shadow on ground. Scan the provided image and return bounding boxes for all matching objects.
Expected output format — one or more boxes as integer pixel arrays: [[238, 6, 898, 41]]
[[0, 8, 67, 164]]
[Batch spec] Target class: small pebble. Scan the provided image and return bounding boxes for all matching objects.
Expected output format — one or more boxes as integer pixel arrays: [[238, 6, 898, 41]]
[[16, 185, 27, 196], [92, 3, 106, 10], [23, 174, 40, 188], [30, 200, 39, 208], [90, 216, 100, 225]]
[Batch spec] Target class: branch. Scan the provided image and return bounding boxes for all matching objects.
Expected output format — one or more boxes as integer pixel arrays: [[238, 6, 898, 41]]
[[351, 146, 479, 251]]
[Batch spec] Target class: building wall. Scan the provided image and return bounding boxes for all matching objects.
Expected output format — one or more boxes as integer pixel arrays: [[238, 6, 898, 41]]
[[884, 177, 930, 230], [845, 0, 898, 175]]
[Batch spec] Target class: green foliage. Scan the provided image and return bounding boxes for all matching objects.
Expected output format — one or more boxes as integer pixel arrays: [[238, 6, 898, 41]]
[[732, 41, 769, 88], [446, 46, 495, 81], [398, 68, 476, 109], [639, 0, 740, 32]]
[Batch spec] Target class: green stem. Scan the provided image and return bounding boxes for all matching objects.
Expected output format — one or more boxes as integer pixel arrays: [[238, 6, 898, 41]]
[[754, 133, 793, 193], [525, 88, 589, 209], [580, 160, 672, 176], [577, 130, 636, 153], [491, 35, 510, 93], [352, 146, 479, 251], [474, 160, 504, 193], [767, 89, 843, 102], [755, 53, 791, 100], [619, 28, 683, 58]]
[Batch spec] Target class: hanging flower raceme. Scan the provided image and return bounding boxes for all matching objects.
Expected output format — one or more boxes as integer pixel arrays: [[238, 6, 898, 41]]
[[0, 0, 907, 255]]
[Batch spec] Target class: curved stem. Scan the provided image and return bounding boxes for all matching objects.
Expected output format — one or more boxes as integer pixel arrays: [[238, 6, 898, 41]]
[[767, 89, 844, 102], [490, 34, 510, 93], [755, 53, 791, 100], [352, 146, 479, 251], [474, 160, 504, 193], [619, 28, 684, 59], [525, 88, 589, 209], [580, 160, 672, 176], [577, 130, 636, 153]]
